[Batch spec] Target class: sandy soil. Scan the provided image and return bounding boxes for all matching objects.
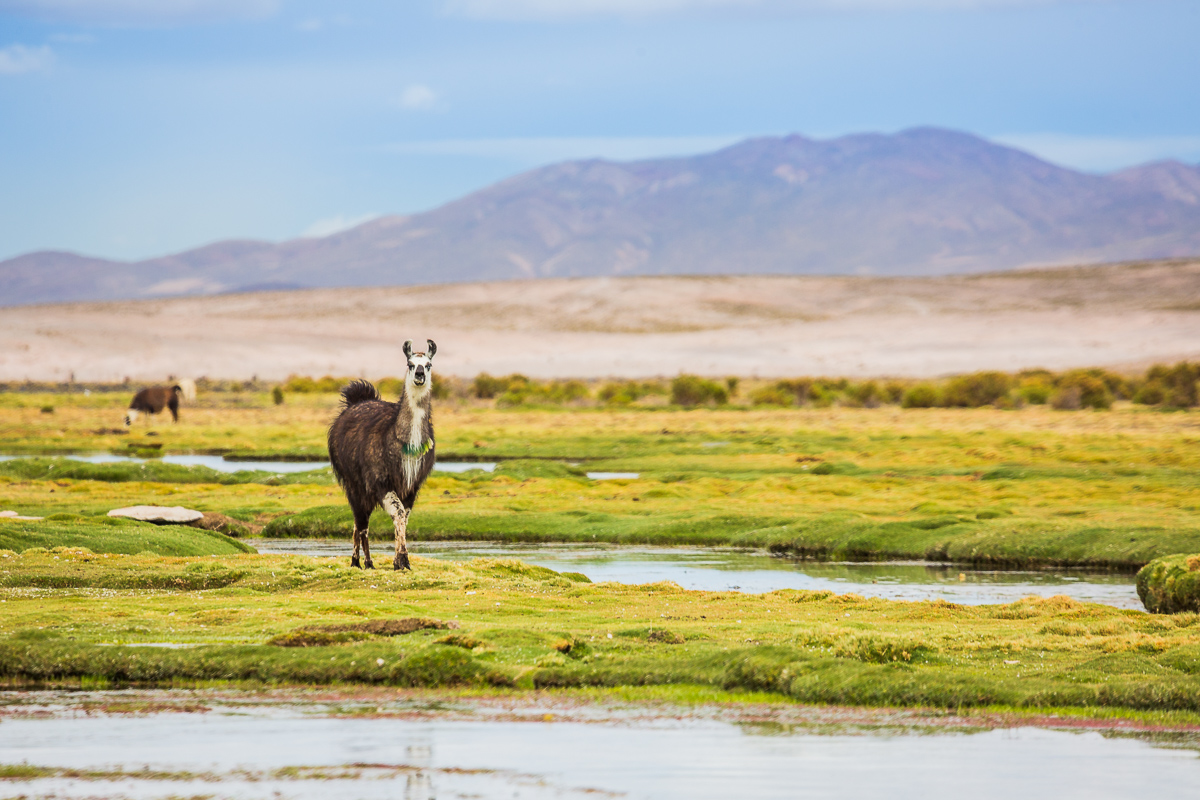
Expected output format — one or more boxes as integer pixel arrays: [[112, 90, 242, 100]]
[[2, 259, 1198, 381]]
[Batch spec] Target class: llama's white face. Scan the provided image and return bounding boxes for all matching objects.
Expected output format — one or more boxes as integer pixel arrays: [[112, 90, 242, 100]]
[[407, 353, 433, 388], [124, 409, 139, 426]]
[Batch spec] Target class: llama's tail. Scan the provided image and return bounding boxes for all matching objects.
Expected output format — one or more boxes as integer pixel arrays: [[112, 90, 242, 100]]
[[340, 379, 380, 407]]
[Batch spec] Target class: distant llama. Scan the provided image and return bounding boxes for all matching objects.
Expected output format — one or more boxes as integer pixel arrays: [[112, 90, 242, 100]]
[[124, 385, 182, 426], [327, 340, 437, 570]]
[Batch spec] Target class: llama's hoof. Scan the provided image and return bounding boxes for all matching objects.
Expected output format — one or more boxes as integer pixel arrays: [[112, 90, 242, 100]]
[[350, 556, 361, 569], [394, 552, 411, 571], [364, 560, 375, 570]]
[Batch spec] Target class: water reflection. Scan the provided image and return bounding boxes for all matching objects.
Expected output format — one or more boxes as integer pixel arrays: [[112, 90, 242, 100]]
[[0, 707, 1195, 800], [249, 539, 1141, 609]]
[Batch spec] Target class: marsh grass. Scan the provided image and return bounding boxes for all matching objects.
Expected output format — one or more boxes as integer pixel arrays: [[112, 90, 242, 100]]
[[3, 550, 1200, 711], [2, 403, 1199, 567]]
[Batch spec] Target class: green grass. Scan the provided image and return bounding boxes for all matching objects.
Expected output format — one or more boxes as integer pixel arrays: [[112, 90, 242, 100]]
[[2, 401, 1199, 567], [2, 549, 1200, 712], [0, 516, 254, 557]]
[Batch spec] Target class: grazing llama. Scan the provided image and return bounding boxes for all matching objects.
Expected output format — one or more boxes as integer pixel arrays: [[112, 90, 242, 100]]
[[124, 385, 182, 426], [327, 340, 437, 570]]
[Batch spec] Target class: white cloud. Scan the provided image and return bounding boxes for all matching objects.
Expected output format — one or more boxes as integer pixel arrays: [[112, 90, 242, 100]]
[[295, 17, 323, 32], [444, 0, 1105, 19], [48, 32, 95, 43], [995, 133, 1200, 173], [0, 0, 280, 26], [399, 84, 439, 111], [382, 134, 746, 162], [0, 44, 53, 75], [301, 213, 380, 239]]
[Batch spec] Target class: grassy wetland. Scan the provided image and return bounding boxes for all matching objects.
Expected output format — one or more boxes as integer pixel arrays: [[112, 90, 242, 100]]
[[1, 380, 1200, 715]]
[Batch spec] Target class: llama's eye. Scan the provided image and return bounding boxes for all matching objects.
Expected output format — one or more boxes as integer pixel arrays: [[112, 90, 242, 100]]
[[408, 363, 414, 370]]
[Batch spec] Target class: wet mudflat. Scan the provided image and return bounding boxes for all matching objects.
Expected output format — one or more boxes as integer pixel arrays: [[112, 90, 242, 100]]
[[1, 691, 1197, 800], [250, 539, 1142, 609]]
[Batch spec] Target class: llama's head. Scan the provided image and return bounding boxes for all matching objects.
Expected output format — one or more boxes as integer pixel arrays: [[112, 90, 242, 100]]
[[403, 339, 438, 390], [124, 409, 139, 426]]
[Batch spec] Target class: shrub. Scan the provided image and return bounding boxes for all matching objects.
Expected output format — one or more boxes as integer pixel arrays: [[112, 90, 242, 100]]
[[882, 381, 906, 404], [670, 375, 728, 407], [376, 376, 403, 397], [271, 386, 284, 405], [1133, 381, 1167, 406], [472, 373, 512, 399], [1056, 370, 1113, 410], [776, 378, 814, 405], [283, 374, 317, 393], [282, 375, 350, 393], [599, 380, 660, 406], [942, 371, 1012, 407], [314, 375, 342, 393], [1017, 379, 1053, 405], [496, 378, 588, 407], [431, 374, 452, 400], [725, 377, 740, 396], [1146, 362, 1198, 407], [844, 381, 883, 408], [1050, 385, 1082, 410], [901, 384, 939, 408], [750, 385, 794, 407]]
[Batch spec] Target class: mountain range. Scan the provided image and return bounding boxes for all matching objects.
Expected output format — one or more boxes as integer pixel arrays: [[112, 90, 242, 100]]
[[4, 127, 1200, 307]]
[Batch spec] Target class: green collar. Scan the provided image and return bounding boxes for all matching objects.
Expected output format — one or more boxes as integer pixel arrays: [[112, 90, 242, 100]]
[[401, 440, 433, 458]]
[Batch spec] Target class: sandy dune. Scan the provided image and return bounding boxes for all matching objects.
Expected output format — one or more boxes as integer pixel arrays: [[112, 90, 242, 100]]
[[2, 260, 1198, 381]]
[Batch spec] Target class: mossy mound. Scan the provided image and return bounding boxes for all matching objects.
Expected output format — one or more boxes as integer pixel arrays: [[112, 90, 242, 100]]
[[1137, 553, 1200, 613], [0, 516, 254, 557]]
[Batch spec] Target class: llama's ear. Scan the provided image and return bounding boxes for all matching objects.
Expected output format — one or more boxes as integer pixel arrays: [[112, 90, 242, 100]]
[[403, 340, 414, 359], [426, 339, 437, 359]]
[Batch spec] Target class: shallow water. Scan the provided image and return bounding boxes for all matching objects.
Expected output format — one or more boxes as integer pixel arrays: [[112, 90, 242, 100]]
[[249, 539, 1142, 609], [0, 705, 1195, 799], [0, 453, 497, 474]]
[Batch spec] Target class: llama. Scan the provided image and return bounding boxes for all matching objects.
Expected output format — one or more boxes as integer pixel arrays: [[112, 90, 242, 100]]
[[124, 385, 182, 426], [327, 339, 437, 570]]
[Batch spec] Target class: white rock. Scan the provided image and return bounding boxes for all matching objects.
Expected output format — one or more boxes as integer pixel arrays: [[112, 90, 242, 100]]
[[108, 505, 204, 524], [0, 510, 43, 521]]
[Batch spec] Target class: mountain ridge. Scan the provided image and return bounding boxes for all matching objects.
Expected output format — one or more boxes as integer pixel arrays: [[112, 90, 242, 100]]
[[4, 127, 1200, 307]]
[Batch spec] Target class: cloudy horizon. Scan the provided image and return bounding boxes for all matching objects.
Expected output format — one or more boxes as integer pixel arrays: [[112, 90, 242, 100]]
[[1, 0, 1196, 262]]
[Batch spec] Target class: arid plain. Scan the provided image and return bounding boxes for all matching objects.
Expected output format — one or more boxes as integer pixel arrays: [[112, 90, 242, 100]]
[[2, 258, 1199, 382]]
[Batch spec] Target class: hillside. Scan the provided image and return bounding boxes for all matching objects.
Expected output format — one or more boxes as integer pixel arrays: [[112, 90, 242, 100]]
[[3, 128, 1200, 307]]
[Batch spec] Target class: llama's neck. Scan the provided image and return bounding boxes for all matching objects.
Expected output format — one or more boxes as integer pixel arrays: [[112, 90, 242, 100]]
[[397, 384, 433, 455]]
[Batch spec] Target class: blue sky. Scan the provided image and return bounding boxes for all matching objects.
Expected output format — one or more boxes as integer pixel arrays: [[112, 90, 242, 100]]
[[1, 0, 1197, 262]]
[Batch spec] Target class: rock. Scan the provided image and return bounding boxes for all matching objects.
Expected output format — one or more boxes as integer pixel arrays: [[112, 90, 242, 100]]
[[0, 510, 43, 521], [107, 505, 204, 524]]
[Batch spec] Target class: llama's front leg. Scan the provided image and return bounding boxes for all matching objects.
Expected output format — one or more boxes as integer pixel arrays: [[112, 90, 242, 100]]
[[383, 492, 411, 571], [351, 528, 362, 569]]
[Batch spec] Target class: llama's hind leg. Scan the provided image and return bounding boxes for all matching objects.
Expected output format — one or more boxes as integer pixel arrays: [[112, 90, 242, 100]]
[[356, 505, 375, 569], [382, 492, 411, 571], [350, 505, 372, 569]]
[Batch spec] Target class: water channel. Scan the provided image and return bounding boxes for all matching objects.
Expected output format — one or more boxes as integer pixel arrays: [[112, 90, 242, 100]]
[[1, 700, 1195, 799], [250, 539, 1142, 609], [2, 454, 1142, 609]]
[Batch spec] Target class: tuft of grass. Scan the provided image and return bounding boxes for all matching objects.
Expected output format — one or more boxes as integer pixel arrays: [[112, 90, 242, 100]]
[[1138, 553, 1200, 613]]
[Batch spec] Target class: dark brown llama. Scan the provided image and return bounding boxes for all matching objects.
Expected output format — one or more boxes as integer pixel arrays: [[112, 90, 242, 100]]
[[327, 339, 437, 570], [124, 385, 182, 426]]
